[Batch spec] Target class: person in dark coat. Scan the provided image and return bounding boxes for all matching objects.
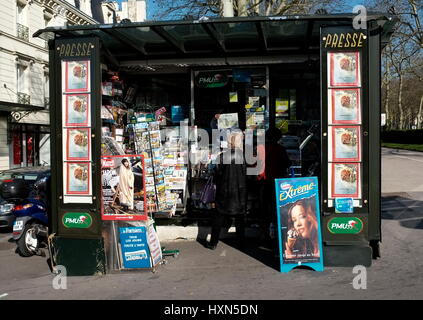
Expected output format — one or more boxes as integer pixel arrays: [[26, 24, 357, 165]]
[[257, 127, 292, 251], [206, 132, 247, 250]]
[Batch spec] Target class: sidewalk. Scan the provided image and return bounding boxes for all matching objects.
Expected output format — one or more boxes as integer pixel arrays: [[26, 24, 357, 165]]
[[1, 223, 423, 300], [2, 149, 423, 300]]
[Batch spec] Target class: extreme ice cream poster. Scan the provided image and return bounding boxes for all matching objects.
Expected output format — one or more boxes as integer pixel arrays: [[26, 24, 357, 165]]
[[275, 177, 324, 273]]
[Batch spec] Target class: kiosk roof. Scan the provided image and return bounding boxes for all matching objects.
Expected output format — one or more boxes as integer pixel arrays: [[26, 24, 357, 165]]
[[34, 14, 397, 64]]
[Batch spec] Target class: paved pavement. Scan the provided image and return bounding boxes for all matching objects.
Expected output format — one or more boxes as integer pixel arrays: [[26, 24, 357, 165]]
[[0, 147, 422, 300], [381, 148, 423, 194]]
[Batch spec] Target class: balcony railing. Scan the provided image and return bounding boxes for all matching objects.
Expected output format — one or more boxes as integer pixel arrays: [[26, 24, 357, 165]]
[[17, 92, 30, 105], [16, 23, 29, 42]]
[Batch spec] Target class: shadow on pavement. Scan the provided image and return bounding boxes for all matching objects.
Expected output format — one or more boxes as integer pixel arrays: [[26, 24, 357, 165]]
[[195, 220, 280, 271], [382, 192, 423, 230], [220, 237, 280, 271]]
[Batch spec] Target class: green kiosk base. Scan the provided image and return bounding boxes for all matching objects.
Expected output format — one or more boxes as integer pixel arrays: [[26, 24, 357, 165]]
[[51, 236, 107, 276]]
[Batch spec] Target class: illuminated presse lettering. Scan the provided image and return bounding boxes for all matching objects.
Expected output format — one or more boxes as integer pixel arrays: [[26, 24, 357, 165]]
[[324, 32, 366, 48], [59, 43, 93, 57]]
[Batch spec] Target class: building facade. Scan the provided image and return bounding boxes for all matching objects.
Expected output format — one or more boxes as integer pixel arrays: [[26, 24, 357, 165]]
[[0, 0, 100, 170], [115, 0, 146, 23], [101, 1, 118, 24]]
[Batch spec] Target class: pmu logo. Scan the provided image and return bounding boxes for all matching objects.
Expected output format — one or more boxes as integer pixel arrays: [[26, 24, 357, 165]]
[[328, 217, 363, 234], [62, 212, 93, 229]]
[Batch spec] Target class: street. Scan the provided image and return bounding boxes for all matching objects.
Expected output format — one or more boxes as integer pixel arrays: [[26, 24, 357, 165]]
[[0, 148, 422, 300]]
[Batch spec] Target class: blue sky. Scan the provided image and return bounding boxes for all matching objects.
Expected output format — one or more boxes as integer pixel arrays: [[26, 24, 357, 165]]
[[114, 0, 159, 20], [114, 0, 368, 21]]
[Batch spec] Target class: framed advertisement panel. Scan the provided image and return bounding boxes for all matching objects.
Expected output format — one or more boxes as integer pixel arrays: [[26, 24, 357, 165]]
[[64, 162, 92, 196], [64, 93, 90, 127], [329, 163, 361, 199], [328, 52, 361, 87], [329, 126, 361, 162], [275, 177, 324, 273], [321, 26, 369, 218], [65, 128, 91, 161], [329, 88, 361, 124], [101, 155, 148, 221], [62, 60, 90, 93], [59, 52, 94, 206]]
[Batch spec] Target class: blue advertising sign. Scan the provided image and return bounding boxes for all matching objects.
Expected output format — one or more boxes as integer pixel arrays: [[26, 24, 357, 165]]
[[335, 198, 354, 213], [275, 177, 324, 273], [119, 226, 152, 269], [233, 69, 251, 83], [171, 105, 185, 123]]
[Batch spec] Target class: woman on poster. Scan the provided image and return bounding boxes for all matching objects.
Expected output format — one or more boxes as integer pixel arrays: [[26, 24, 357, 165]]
[[118, 159, 134, 210], [285, 200, 320, 260]]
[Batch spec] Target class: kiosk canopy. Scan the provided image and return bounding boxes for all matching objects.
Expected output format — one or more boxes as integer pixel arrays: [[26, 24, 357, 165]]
[[34, 14, 396, 64]]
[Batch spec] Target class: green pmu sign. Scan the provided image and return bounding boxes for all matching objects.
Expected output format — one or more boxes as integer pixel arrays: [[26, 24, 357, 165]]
[[195, 72, 228, 88], [327, 217, 363, 234], [62, 212, 93, 229]]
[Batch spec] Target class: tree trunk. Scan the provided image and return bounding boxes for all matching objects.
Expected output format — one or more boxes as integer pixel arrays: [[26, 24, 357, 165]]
[[417, 94, 423, 129], [221, 0, 234, 17], [253, 0, 261, 15], [237, 0, 248, 16], [398, 73, 406, 129], [383, 56, 391, 129], [265, 0, 272, 16], [385, 80, 391, 129]]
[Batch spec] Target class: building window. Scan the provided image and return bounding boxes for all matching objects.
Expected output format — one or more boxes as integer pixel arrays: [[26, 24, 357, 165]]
[[17, 64, 30, 104], [17, 64, 26, 92], [44, 72, 49, 108], [10, 124, 49, 168], [16, 4, 29, 41]]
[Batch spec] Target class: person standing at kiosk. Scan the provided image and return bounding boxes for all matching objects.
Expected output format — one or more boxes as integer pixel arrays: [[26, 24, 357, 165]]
[[257, 128, 292, 251], [206, 132, 247, 250]]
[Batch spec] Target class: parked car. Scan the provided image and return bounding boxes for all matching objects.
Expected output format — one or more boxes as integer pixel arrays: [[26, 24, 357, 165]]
[[0, 167, 50, 229]]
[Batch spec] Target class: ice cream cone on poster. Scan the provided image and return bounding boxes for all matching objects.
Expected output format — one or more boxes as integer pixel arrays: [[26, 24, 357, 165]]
[[287, 237, 296, 250], [285, 229, 299, 255]]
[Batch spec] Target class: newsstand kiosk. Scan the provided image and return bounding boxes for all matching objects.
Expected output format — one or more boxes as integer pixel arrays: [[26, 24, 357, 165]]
[[35, 13, 396, 275]]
